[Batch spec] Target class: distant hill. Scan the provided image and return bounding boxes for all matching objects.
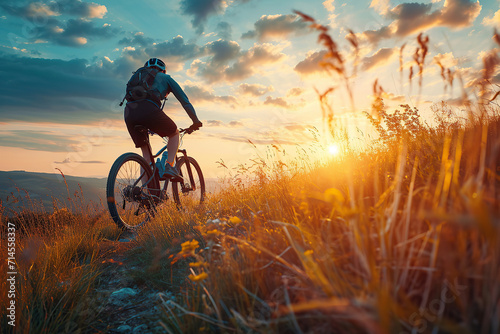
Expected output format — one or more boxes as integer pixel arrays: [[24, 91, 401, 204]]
[[0, 170, 107, 215], [0, 170, 222, 215]]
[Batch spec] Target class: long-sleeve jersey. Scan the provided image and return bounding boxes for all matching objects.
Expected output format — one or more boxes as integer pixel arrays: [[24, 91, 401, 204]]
[[150, 72, 199, 122]]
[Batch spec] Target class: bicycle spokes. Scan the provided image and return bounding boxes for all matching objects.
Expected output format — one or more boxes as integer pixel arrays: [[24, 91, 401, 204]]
[[107, 153, 157, 229], [172, 156, 205, 208]]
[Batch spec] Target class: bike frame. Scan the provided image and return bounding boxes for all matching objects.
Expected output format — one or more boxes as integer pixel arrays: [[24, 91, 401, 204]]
[[140, 129, 198, 198]]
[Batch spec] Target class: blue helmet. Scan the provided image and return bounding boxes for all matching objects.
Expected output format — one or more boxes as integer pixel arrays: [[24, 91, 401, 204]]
[[145, 58, 166, 71]]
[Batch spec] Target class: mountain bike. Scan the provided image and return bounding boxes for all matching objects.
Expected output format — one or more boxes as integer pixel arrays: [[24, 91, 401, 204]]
[[106, 125, 205, 230]]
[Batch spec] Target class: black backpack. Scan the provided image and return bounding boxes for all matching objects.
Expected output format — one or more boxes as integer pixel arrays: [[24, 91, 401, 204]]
[[124, 67, 161, 105]]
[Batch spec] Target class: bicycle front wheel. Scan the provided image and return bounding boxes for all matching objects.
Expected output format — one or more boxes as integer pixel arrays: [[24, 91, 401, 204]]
[[172, 156, 205, 209], [106, 153, 155, 230]]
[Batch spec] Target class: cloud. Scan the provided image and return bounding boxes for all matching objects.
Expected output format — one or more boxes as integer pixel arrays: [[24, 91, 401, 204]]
[[284, 124, 309, 132], [362, 26, 394, 45], [204, 39, 241, 64], [229, 120, 243, 127], [118, 32, 155, 47], [287, 87, 305, 96], [210, 133, 299, 146], [58, 0, 108, 19], [179, 0, 250, 34], [119, 34, 284, 85], [323, 0, 339, 27], [361, 47, 397, 71], [482, 9, 500, 27], [30, 18, 119, 46], [433, 52, 459, 69], [213, 123, 317, 145], [205, 120, 243, 127], [184, 85, 238, 105], [0, 53, 126, 123], [206, 120, 224, 127], [464, 63, 500, 89], [242, 14, 309, 41], [187, 40, 241, 82], [1, 0, 116, 47], [238, 83, 274, 96], [264, 96, 292, 109], [190, 43, 285, 83], [216, 21, 232, 40], [381, 92, 406, 102], [2, 2, 59, 19], [180, 0, 229, 34], [1, 44, 41, 56], [294, 50, 328, 75], [361, 0, 482, 44], [0, 130, 81, 152], [146, 35, 204, 61], [120, 37, 240, 76], [2, 0, 109, 20], [387, 3, 437, 37], [114, 35, 206, 72], [225, 44, 285, 81], [437, 0, 482, 29], [54, 159, 105, 164], [370, 0, 391, 15]]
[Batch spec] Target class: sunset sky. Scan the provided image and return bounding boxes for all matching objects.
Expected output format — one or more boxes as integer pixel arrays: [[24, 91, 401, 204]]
[[0, 0, 499, 179]]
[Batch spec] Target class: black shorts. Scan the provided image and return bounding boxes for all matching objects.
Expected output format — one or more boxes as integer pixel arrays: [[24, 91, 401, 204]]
[[124, 100, 177, 148]]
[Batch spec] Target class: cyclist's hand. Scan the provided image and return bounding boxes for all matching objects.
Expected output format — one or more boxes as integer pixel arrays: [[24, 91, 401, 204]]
[[191, 121, 203, 131]]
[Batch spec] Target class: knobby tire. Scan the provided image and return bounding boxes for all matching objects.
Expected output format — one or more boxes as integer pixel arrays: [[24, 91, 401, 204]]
[[172, 156, 205, 209], [106, 152, 155, 230]]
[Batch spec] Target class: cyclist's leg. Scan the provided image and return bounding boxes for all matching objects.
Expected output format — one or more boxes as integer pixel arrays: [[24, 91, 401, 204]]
[[166, 129, 179, 166], [124, 102, 160, 196], [145, 108, 178, 166]]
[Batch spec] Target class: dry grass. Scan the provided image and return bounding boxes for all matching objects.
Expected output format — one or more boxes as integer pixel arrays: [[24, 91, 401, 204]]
[[155, 15, 500, 334], [157, 111, 499, 333], [0, 187, 123, 333]]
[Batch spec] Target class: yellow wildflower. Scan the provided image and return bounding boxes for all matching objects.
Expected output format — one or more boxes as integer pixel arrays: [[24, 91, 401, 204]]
[[189, 261, 207, 268], [229, 216, 242, 224], [180, 240, 199, 255], [189, 272, 208, 282], [324, 188, 344, 205]]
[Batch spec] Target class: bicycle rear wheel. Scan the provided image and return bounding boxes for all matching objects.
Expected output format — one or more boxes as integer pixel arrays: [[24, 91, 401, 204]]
[[172, 156, 205, 209], [106, 153, 156, 230]]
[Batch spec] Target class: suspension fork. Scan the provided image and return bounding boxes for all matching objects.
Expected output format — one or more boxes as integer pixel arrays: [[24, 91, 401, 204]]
[[177, 149, 196, 191]]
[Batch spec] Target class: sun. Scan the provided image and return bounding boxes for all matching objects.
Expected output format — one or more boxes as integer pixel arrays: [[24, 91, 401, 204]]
[[328, 144, 340, 156]]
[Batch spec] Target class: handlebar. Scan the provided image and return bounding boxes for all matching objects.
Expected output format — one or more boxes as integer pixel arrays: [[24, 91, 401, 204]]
[[180, 125, 200, 134], [148, 124, 200, 137]]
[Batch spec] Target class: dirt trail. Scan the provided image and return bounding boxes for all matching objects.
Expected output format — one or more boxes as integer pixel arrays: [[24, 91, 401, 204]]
[[87, 231, 182, 334]]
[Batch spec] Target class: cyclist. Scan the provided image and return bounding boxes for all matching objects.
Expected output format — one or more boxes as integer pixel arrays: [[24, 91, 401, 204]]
[[123, 58, 202, 181]]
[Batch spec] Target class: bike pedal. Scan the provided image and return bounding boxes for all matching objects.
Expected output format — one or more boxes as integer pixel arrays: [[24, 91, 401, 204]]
[[169, 175, 183, 182]]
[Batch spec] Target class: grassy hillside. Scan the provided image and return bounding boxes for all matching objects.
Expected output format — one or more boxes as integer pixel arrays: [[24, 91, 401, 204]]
[[0, 170, 106, 214], [0, 171, 221, 216], [1, 110, 498, 333]]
